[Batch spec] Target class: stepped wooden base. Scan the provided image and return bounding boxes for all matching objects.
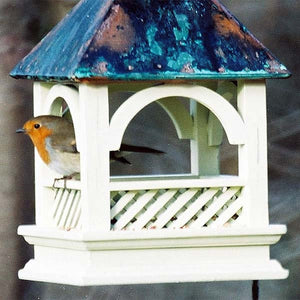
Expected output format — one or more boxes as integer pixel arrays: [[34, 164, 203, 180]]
[[18, 225, 288, 286]]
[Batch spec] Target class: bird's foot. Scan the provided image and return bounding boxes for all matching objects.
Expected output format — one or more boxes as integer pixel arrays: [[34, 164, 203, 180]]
[[52, 175, 73, 189], [52, 172, 80, 189]]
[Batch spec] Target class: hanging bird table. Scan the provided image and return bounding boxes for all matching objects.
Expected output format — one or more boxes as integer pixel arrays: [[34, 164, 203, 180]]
[[11, 0, 290, 286]]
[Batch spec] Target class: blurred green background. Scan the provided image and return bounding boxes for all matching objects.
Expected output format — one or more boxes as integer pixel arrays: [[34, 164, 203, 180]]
[[0, 0, 299, 299]]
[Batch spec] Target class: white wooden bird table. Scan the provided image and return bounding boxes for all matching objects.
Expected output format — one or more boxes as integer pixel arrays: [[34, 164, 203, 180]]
[[17, 80, 288, 285]]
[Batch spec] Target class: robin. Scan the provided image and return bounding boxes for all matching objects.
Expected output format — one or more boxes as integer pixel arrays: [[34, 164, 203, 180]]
[[16, 115, 164, 179]]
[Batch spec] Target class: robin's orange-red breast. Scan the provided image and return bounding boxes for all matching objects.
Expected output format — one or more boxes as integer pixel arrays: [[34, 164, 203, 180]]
[[16, 115, 163, 177]]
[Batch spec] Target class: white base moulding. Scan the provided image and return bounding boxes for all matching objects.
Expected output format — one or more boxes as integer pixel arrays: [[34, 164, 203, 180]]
[[18, 225, 288, 286]]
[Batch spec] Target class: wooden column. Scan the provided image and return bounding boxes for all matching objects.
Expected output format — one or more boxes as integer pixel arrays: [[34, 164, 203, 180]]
[[237, 80, 269, 226], [33, 82, 55, 226], [79, 84, 110, 231]]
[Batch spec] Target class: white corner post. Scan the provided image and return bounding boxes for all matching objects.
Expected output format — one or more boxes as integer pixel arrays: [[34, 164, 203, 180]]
[[79, 84, 110, 232], [33, 82, 56, 226], [237, 80, 269, 226]]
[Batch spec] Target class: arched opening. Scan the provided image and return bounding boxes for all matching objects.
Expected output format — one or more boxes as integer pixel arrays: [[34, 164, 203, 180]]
[[109, 84, 244, 177], [44, 84, 81, 151], [110, 98, 191, 176], [109, 94, 239, 177], [49, 97, 72, 119]]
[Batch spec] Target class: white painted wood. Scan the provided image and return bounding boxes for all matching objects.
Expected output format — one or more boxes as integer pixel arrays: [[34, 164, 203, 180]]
[[51, 178, 82, 190], [110, 175, 244, 192], [50, 174, 244, 191], [157, 97, 194, 139], [207, 81, 237, 146], [54, 189, 69, 227], [60, 189, 77, 229], [33, 82, 57, 226], [51, 174, 245, 191], [237, 80, 269, 226], [110, 191, 118, 206], [109, 85, 246, 150], [152, 189, 198, 229], [217, 81, 237, 103], [171, 188, 220, 229], [52, 188, 66, 226], [190, 187, 240, 228], [113, 190, 158, 230], [132, 190, 178, 230], [18, 256, 288, 286], [69, 191, 81, 229], [110, 191, 137, 219], [74, 206, 82, 230], [210, 196, 244, 228], [18, 224, 287, 244], [65, 190, 81, 230], [79, 84, 110, 231], [33, 82, 54, 117], [190, 102, 220, 175], [52, 188, 63, 220], [17, 224, 288, 285], [207, 111, 224, 147], [230, 209, 244, 227]]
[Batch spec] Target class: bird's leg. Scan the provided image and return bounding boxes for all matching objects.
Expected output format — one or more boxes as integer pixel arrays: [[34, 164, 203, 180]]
[[52, 174, 77, 189], [52, 176, 69, 189]]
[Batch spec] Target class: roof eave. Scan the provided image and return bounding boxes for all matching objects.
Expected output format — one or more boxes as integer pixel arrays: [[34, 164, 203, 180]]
[[10, 70, 291, 83]]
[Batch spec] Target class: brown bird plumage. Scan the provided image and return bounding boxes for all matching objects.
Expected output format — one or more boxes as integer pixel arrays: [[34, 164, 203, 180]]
[[17, 115, 163, 177]]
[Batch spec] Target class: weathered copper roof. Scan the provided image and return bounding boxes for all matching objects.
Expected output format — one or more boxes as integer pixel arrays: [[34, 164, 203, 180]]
[[10, 0, 290, 82]]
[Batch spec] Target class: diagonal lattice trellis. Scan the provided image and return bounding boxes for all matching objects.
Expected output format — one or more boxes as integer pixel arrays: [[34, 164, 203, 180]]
[[52, 188, 81, 230], [51, 186, 243, 230], [111, 186, 244, 230]]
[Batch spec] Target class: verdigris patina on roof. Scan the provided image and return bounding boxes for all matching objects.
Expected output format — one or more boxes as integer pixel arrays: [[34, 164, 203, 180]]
[[10, 0, 290, 82]]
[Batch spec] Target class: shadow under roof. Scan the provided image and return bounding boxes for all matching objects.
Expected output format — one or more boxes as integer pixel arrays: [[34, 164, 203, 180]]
[[10, 0, 290, 82]]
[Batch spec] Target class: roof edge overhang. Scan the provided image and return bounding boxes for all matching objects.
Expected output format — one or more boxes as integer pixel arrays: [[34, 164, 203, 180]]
[[10, 70, 291, 83]]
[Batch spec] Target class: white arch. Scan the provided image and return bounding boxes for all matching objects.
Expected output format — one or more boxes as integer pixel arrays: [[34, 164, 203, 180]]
[[109, 84, 246, 150], [44, 84, 82, 151]]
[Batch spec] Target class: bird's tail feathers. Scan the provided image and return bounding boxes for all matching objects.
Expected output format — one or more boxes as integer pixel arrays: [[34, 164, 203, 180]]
[[119, 143, 164, 154]]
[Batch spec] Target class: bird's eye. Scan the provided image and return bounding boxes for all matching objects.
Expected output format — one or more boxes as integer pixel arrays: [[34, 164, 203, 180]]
[[34, 123, 40, 129]]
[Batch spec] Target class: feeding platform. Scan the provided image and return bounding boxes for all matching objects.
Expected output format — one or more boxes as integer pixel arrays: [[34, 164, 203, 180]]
[[11, 0, 289, 286]]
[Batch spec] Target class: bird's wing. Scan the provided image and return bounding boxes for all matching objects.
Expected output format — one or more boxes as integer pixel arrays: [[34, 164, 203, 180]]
[[49, 119, 78, 153], [50, 136, 78, 153]]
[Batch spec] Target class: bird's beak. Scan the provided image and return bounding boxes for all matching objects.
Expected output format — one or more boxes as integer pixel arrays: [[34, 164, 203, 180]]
[[16, 128, 26, 134]]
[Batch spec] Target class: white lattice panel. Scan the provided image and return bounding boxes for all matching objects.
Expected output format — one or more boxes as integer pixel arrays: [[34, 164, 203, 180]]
[[52, 188, 81, 230], [51, 186, 243, 230], [111, 186, 244, 230]]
